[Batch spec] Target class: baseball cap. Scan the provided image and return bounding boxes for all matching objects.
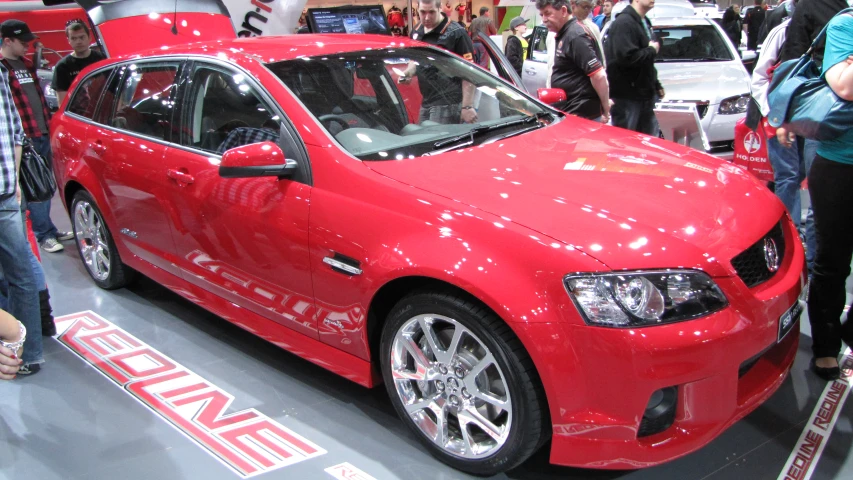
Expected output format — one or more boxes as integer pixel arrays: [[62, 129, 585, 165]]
[[509, 17, 527, 30], [1, 20, 37, 42]]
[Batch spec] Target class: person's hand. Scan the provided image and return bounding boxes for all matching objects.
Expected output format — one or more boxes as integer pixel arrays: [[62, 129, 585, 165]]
[[776, 126, 795, 148], [649, 40, 660, 53], [600, 112, 610, 124], [658, 88, 666, 100], [461, 107, 478, 124], [0, 345, 22, 380], [398, 74, 413, 85]]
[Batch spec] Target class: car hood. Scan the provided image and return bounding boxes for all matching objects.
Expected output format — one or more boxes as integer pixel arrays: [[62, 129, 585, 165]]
[[656, 62, 749, 104], [365, 119, 782, 276]]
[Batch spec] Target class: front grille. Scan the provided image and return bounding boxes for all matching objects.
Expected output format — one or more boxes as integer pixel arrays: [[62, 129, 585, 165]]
[[731, 221, 786, 288]]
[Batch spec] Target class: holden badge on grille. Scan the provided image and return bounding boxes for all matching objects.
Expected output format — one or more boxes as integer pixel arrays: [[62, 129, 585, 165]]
[[764, 238, 780, 272]]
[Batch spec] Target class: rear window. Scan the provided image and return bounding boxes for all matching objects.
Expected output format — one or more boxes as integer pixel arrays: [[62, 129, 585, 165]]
[[67, 69, 111, 119]]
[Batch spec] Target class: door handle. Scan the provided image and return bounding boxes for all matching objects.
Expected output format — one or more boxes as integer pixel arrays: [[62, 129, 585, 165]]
[[525, 68, 537, 75], [167, 169, 195, 184], [91, 140, 106, 153]]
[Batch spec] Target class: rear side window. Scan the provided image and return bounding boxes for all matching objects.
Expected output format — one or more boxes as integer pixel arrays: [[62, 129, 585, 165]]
[[110, 61, 180, 141], [67, 69, 111, 119]]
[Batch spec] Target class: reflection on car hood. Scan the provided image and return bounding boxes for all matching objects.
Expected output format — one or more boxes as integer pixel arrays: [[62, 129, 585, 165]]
[[656, 62, 749, 104], [366, 119, 782, 275]]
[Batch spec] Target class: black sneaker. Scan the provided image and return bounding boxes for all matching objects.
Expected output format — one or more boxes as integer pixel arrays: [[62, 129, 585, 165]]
[[17, 363, 41, 376]]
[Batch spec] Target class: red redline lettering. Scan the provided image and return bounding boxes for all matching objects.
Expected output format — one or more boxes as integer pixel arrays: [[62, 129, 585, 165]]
[[80, 329, 142, 356], [161, 382, 210, 399], [172, 390, 258, 430], [111, 347, 178, 379]]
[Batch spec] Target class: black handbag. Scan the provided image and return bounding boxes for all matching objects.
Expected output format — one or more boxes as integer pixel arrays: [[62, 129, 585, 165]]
[[19, 139, 57, 203], [767, 8, 853, 140]]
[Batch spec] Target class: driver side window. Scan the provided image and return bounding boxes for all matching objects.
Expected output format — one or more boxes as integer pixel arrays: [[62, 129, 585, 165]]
[[183, 64, 281, 155]]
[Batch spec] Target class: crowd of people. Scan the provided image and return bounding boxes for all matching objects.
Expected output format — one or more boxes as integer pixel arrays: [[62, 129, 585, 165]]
[[0, 19, 99, 379]]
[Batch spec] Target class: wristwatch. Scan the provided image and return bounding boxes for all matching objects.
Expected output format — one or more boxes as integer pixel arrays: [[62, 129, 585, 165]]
[[0, 321, 26, 353], [461, 106, 475, 110]]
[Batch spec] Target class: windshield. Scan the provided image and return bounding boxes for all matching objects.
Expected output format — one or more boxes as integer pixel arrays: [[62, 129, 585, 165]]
[[654, 25, 734, 62], [265, 47, 556, 160]]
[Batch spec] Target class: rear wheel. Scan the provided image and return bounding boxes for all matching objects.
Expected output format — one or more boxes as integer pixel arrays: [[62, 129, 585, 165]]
[[71, 191, 135, 290], [380, 291, 548, 475]]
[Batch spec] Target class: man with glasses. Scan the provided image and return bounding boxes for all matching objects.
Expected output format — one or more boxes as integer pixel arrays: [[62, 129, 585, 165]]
[[0, 20, 72, 253]]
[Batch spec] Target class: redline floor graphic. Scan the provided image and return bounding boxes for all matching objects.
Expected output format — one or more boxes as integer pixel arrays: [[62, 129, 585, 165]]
[[54, 311, 328, 478], [778, 348, 853, 480]]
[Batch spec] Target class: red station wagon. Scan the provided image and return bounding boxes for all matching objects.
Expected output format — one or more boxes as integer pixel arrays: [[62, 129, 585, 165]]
[[51, 0, 807, 475]]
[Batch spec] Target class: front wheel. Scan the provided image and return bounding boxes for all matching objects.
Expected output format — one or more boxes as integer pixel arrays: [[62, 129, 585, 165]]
[[380, 291, 548, 475], [71, 190, 136, 290]]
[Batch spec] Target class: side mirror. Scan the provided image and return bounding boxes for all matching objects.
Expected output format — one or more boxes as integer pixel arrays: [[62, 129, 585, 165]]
[[537, 88, 566, 106], [218, 141, 297, 178]]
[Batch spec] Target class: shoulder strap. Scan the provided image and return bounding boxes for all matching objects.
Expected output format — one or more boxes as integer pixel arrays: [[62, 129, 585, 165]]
[[804, 7, 853, 57]]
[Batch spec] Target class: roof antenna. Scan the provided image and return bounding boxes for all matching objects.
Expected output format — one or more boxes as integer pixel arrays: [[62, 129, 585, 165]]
[[171, 0, 179, 35]]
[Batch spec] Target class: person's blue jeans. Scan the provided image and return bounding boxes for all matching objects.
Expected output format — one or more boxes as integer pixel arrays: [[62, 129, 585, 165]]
[[0, 193, 43, 364], [802, 138, 818, 273], [611, 98, 659, 136], [27, 136, 59, 243], [767, 135, 804, 227], [766, 135, 818, 273]]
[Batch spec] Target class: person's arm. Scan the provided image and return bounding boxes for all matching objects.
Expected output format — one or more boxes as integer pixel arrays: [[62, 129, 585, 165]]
[[589, 69, 610, 123], [398, 60, 418, 84], [57, 91, 67, 104], [0, 309, 24, 379], [454, 29, 478, 123], [825, 55, 853, 101]]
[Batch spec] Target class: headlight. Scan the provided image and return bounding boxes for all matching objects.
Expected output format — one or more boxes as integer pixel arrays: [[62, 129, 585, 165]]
[[564, 270, 727, 327], [44, 84, 55, 97], [717, 94, 750, 115]]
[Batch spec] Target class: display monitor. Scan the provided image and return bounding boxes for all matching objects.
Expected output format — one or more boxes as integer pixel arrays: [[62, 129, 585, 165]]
[[306, 5, 391, 35]]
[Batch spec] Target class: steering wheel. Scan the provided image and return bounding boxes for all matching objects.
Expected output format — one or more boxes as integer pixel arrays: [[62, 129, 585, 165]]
[[318, 114, 352, 131]]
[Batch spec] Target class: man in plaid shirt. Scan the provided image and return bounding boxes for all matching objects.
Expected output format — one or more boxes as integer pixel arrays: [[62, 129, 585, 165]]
[[0, 20, 72, 253], [0, 57, 44, 375]]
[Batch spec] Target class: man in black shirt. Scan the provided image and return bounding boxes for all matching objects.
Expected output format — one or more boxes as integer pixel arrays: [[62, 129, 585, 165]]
[[745, 0, 767, 51], [536, 0, 610, 122], [399, 0, 477, 124], [603, 0, 663, 134], [52, 20, 104, 105]]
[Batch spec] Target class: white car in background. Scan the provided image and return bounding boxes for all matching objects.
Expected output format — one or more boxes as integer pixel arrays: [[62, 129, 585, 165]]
[[522, 9, 749, 158], [652, 16, 751, 157]]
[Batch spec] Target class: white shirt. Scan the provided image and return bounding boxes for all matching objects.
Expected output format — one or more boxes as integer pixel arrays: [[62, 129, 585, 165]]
[[750, 18, 791, 115]]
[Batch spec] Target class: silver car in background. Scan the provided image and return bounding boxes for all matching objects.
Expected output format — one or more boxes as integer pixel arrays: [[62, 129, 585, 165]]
[[652, 16, 751, 157]]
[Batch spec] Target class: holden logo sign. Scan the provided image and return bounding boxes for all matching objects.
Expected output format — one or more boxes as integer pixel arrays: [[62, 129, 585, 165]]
[[764, 238, 780, 272], [744, 131, 761, 154]]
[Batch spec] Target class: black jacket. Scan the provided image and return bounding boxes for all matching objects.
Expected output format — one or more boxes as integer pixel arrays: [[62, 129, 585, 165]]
[[758, 2, 791, 44], [780, 0, 848, 63], [604, 6, 662, 101], [505, 35, 524, 75]]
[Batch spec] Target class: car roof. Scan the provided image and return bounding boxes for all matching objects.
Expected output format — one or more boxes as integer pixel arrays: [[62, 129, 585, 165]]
[[120, 34, 423, 65], [650, 16, 717, 26]]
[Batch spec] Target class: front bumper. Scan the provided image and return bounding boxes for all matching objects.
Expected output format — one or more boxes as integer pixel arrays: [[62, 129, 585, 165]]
[[514, 221, 806, 469]]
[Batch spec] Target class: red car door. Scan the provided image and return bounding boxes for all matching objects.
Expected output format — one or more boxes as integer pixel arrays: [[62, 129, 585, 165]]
[[164, 61, 317, 338], [91, 59, 183, 277]]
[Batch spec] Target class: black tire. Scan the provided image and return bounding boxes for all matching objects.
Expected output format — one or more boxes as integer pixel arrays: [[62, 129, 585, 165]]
[[379, 291, 548, 476], [70, 190, 136, 290]]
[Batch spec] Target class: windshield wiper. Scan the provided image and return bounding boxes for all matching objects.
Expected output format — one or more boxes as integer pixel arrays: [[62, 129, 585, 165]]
[[691, 57, 730, 62], [432, 112, 550, 150]]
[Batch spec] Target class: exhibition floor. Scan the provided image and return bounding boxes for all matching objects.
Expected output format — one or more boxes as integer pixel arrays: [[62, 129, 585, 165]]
[[1, 201, 852, 480]]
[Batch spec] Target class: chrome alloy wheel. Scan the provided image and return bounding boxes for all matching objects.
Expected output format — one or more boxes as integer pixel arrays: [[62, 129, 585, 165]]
[[73, 200, 110, 281], [390, 314, 512, 459]]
